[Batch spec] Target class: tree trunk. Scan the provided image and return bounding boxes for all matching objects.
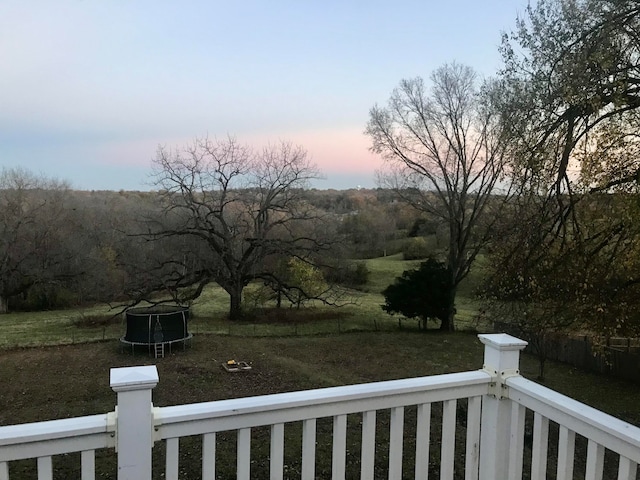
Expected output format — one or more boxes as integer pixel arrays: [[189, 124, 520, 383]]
[[538, 356, 546, 381], [440, 310, 456, 331], [440, 285, 457, 332], [0, 295, 7, 314], [227, 284, 244, 321]]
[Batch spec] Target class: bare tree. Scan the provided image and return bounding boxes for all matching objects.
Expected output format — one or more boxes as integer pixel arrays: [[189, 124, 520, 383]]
[[145, 136, 326, 320], [366, 63, 511, 331], [0, 168, 79, 313]]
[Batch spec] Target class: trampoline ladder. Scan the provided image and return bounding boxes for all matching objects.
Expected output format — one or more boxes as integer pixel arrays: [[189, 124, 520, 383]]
[[154, 343, 165, 359]]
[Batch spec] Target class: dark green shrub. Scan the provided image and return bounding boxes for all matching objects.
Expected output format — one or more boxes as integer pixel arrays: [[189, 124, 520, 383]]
[[382, 257, 453, 330]]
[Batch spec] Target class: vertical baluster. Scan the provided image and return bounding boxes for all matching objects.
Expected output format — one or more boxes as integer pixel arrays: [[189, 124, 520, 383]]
[[270, 423, 285, 480], [531, 413, 549, 480], [617, 457, 638, 480], [585, 440, 604, 480], [301, 419, 316, 480], [237, 428, 252, 480], [556, 426, 575, 480], [332, 414, 347, 480], [81, 450, 95, 480], [166, 437, 179, 480], [465, 396, 481, 480], [440, 399, 457, 480], [414, 403, 431, 480], [389, 406, 404, 479], [37, 456, 52, 480], [360, 410, 376, 480], [202, 433, 216, 480], [0, 462, 7, 480], [508, 403, 525, 480]]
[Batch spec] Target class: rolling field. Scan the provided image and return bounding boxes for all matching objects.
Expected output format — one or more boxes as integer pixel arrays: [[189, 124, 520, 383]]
[[0, 255, 638, 478], [0, 254, 484, 349]]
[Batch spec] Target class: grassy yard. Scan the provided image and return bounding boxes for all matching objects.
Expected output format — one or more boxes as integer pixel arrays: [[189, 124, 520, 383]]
[[0, 254, 485, 348], [0, 243, 638, 480], [1, 255, 639, 477], [1, 331, 639, 479]]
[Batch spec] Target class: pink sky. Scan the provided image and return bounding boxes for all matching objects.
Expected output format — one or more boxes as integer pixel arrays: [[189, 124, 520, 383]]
[[0, 1, 528, 191]]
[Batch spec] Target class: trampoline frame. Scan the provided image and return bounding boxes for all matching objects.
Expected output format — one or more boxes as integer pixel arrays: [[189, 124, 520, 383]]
[[120, 306, 192, 356]]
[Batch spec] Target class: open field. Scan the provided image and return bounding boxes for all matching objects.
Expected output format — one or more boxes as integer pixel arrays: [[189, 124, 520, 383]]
[[0, 255, 484, 349], [1, 331, 640, 479], [0, 253, 639, 478]]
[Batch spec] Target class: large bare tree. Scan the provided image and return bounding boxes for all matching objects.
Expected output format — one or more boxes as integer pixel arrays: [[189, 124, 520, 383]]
[[366, 63, 510, 331], [146, 136, 325, 320]]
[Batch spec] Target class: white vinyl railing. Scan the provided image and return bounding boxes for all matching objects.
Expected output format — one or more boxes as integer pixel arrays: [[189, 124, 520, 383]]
[[0, 333, 639, 479], [0, 414, 114, 480], [506, 376, 640, 480], [156, 370, 490, 480]]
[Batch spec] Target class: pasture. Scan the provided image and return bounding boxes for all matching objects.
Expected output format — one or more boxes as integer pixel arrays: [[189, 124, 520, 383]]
[[0, 255, 482, 349], [1, 254, 639, 478]]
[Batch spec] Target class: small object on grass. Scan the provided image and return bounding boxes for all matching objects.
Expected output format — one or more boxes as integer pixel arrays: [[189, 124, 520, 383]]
[[222, 360, 252, 372]]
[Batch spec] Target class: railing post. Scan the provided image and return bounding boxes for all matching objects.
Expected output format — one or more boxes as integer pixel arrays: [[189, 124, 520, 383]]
[[478, 333, 527, 480], [110, 366, 159, 480]]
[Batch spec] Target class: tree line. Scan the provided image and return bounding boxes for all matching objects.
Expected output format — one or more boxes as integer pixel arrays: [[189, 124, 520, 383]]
[[0, 164, 415, 317]]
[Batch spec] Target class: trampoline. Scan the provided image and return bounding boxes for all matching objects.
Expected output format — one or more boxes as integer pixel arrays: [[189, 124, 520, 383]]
[[120, 305, 192, 357]]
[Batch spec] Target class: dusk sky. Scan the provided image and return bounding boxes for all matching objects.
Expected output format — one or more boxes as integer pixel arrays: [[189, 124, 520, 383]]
[[1, 1, 529, 191]]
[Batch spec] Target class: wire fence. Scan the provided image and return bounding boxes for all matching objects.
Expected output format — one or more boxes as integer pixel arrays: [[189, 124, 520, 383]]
[[0, 312, 489, 350]]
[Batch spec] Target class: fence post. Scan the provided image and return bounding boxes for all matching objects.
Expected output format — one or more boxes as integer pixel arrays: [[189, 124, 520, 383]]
[[110, 365, 159, 480], [477, 333, 527, 480]]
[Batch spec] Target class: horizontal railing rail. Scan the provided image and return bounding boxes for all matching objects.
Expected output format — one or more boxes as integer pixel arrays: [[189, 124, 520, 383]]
[[508, 376, 640, 463], [156, 370, 491, 438], [154, 370, 491, 480], [0, 413, 114, 479]]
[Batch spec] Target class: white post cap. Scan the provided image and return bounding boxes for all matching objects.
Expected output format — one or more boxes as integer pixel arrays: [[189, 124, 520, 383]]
[[478, 333, 528, 374], [110, 366, 159, 392], [478, 333, 528, 350]]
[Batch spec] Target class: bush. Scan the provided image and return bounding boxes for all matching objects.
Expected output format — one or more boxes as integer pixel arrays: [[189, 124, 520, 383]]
[[11, 285, 77, 311], [325, 261, 370, 288], [382, 257, 453, 330], [323, 260, 371, 288], [347, 262, 370, 286], [403, 237, 431, 260]]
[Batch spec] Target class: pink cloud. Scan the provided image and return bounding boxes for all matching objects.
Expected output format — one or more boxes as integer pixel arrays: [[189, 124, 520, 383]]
[[245, 127, 384, 175], [95, 127, 384, 182]]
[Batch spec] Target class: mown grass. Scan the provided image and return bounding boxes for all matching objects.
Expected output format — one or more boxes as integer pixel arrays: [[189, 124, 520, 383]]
[[0, 254, 639, 479], [0, 305, 123, 349], [361, 253, 419, 293], [0, 254, 486, 348]]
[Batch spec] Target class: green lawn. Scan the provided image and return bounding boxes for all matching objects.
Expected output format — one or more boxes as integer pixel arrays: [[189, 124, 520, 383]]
[[0, 254, 487, 348], [0, 253, 638, 479], [361, 253, 419, 293]]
